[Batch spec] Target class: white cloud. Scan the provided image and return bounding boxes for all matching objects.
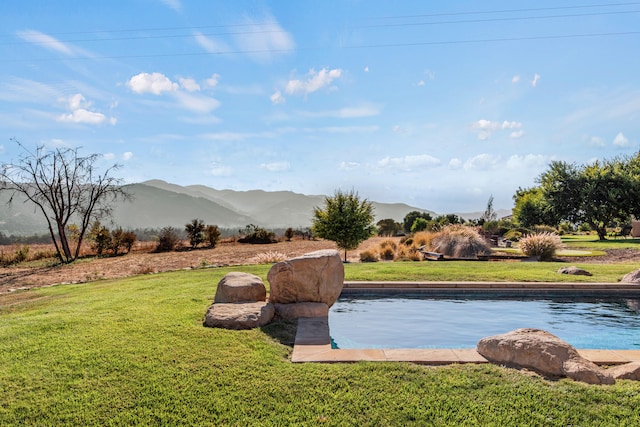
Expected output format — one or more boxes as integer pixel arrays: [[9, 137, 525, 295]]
[[17, 30, 74, 55], [260, 161, 290, 172], [160, 0, 181, 11], [613, 132, 631, 147], [512, 75, 521, 83], [210, 163, 232, 176], [205, 73, 221, 88], [417, 80, 425, 86], [194, 32, 230, 54], [378, 154, 441, 171], [233, 16, 295, 62], [471, 119, 523, 140], [103, 153, 115, 160], [179, 78, 200, 92], [510, 130, 525, 139], [424, 69, 435, 80], [123, 152, 133, 161], [57, 109, 107, 124], [285, 68, 343, 96], [464, 154, 501, 170], [0, 145, 5, 154], [270, 90, 286, 105], [173, 91, 220, 113], [127, 72, 179, 95], [506, 154, 548, 169], [531, 73, 541, 87], [589, 136, 606, 146], [339, 161, 361, 171], [298, 105, 381, 119], [448, 158, 462, 169], [364, 66, 369, 72], [67, 93, 87, 110]]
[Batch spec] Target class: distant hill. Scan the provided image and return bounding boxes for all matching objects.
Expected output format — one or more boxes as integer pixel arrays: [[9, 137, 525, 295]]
[[2, 179, 510, 236]]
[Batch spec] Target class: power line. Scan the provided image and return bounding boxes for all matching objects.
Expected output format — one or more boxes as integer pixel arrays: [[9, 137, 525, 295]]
[[5, 30, 639, 63]]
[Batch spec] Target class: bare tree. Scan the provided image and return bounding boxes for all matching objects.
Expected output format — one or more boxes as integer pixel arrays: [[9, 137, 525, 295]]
[[0, 139, 129, 263]]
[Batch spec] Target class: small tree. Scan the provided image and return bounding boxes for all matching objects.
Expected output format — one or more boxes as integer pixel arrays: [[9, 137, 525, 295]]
[[403, 211, 432, 233], [284, 227, 294, 241], [410, 217, 429, 233], [205, 224, 221, 248], [156, 227, 180, 252], [0, 140, 128, 263], [376, 218, 402, 236], [312, 189, 376, 262], [185, 219, 206, 248]]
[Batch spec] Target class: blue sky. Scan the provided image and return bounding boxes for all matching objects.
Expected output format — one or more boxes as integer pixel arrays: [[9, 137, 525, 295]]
[[1, 1, 639, 214]]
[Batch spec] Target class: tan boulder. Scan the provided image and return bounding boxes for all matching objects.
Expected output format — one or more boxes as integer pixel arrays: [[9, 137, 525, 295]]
[[214, 272, 266, 303], [477, 328, 614, 385], [203, 302, 275, 330], [274, 302, 329, 319], [621, 269, 640, 284], [608, 362, 640, 380], [267, 249, 344, 307]]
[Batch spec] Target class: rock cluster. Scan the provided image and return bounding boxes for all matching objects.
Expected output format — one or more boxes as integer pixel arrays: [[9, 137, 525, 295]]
[[621, 268, 640, 283], [204, 249, 344, 329], [557, 266, 592, 276], [204, 272, 274, 330]]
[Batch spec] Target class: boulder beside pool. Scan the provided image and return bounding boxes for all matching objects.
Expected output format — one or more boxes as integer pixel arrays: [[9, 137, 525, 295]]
[[204, 272, 274, 329], [477, 328, 614, 385], [267, 249, 344, 307], [621, 268, 640, 283]]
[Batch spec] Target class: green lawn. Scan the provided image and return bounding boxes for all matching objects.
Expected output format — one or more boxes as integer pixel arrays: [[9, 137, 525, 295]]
[[1, 265, 640, 426], [561, 234, 640, 250]]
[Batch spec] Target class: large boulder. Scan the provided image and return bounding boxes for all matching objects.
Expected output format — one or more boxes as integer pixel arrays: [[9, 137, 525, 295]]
[[621, 269, 640, 284], [214, 272, 266, 303], [267, 249, 344, 307], [477, 328, 614, 385], [204, 302, 275, 330]]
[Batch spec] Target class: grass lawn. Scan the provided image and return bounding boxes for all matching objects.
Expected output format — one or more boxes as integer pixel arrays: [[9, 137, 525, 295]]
[[561, 234, 640, 250], [1, 264, 640, 426]]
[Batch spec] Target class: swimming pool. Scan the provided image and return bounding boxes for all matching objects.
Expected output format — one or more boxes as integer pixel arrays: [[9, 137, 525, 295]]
[[329, 293, 640, 350]]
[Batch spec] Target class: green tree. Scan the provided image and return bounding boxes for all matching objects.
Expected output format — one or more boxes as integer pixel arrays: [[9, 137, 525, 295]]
[[185, 219, 206, 248], [312, 189, 376, 262], [376, 218, 402, 236], [403, 211, 433, 233], [512, 187, 555, 229], [284, 227, 294, 241], [537, 155, 640, 240], [0, 140, 128, 263], [205, 224, 221, 248], [410, 217, 429, 233]]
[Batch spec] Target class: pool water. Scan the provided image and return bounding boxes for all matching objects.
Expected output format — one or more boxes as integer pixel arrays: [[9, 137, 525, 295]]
[[329, 294, 640, 350]]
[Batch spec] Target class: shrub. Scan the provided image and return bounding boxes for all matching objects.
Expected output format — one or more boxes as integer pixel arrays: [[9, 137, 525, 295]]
[[359, 250, 378, 262], [14, 245, 30, 263], [518, 232, 563, 261], [284, 227, 294, 241], [185, 219, 206, 248], [533, 224, 557, 234], [238, 224, 276, 244], [90, 224, 112, 255], [205, 225, 221, 248], [412, 231, 433, 248], [156, 227, 180, 252], [428, 225, 491, 259]]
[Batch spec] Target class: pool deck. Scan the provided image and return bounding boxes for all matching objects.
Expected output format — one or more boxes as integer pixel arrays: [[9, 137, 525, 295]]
[[291, 281, 640, 365]]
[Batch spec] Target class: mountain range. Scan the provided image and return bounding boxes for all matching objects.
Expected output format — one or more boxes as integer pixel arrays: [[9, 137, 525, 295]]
[[0, 179, 510, 236]]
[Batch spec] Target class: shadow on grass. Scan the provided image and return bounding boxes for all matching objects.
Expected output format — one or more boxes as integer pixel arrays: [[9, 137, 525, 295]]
[[261, 318, 298, 347]]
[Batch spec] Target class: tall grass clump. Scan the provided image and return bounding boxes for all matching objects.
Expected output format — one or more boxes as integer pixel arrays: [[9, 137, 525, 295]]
[[359, 249, 379, 262], [251, 250, 288, 264], [519, 232, 563, 261], [378, 239, 397, 260], [428, 225, 491, 259]]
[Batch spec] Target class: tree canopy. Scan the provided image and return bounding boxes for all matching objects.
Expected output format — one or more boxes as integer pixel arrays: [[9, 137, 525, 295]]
[[534, 155, 640, 240], [312, 189, 376, 262], [0, 140, 128, 262]]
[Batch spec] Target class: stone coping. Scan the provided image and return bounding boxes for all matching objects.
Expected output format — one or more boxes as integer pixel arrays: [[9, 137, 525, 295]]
[[292, 282, 640, 365]]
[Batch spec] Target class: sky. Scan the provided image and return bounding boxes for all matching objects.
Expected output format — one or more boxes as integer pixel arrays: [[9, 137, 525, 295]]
[[1, 1, 639, 214]]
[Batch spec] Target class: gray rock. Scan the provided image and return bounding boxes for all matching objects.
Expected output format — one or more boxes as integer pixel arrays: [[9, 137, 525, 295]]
[[274, 302, 329, 319], [477, 328, 614, 385], [621, 269, 640, 284], [203, 301, 275, 330], [268, 249, 344, 307], [214, 272, 266, 303], [557, 266, 592, 276]]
